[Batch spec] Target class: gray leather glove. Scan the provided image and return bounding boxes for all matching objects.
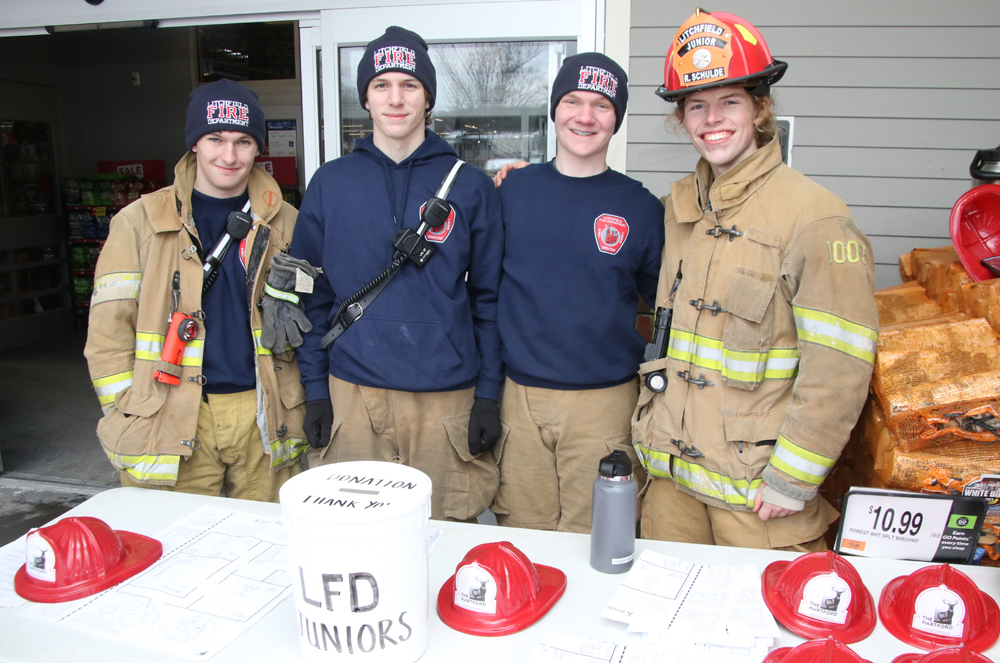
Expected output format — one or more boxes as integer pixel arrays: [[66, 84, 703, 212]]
[[260, 253, 321, 354]]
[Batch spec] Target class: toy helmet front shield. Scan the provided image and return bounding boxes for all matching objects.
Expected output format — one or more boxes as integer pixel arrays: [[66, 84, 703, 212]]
[[657, 8, 787, 102]]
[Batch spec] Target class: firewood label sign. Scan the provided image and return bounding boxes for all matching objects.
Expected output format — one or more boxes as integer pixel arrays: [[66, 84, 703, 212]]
[[834, 488, 987, 563]]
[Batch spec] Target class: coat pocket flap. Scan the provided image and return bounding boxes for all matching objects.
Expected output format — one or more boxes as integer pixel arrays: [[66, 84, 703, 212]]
[[115, 381, 168, 417], [723, 271, 777, 323]]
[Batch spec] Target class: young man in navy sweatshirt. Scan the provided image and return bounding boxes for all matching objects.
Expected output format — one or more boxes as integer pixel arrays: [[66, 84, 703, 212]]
[[492, 53, 664, 533], [290, 27, 503, 521]]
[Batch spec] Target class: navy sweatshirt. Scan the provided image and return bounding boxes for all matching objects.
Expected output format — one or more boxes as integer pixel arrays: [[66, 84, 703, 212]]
[[191, 189, 256, 393], [291, 130, 504, 402], [498, 161, 664, 389]]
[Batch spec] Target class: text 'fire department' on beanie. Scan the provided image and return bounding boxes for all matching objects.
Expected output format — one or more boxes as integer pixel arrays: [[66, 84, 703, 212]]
[[356, 26, 437, 110], [550, 52, 629, 134], [185, 78, 266, 151]]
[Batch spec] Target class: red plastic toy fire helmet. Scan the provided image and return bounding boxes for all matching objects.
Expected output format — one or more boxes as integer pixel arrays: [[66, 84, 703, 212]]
[[891, 644, 997, 663], [762, 551, 877, 644], [763, 637, 873, 663], [14, 516, 162, 603], [879, 564, 1000, 652], [437, 541, 566, 636], [657, 8, 787, 102], [949, 184, 1000, 282]]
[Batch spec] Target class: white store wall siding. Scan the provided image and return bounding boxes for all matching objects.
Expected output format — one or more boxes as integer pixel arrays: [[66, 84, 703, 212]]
[[626, 0, 1000, 290]]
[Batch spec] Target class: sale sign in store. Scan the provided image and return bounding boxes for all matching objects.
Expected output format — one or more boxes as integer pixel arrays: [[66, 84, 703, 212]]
[[834, 488, 987, 564]]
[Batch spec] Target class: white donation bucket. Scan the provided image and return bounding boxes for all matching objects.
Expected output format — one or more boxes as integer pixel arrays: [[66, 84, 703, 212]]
[[279, 461, 432, 663]]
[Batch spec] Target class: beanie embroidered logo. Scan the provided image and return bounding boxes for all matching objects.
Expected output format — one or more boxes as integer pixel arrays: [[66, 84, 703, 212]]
[[594, 214, 629, 255], [206, 100, 250, 127], [577, 66, 618, 100], [374, 46, 417, 72]]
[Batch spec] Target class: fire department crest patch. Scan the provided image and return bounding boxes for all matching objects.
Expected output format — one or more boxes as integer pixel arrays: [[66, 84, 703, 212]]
[[594, 214, 628, 254], [423, 202, 456, 244]]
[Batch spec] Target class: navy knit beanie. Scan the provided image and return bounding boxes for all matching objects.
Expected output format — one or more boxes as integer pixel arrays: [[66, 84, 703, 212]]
[[357, 26, 436, 110], [550, 53, 629, 134], [185, 79, 266, 151]]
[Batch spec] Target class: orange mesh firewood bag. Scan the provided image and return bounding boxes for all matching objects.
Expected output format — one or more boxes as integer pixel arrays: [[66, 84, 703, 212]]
[[873, 318, 1000, 451]]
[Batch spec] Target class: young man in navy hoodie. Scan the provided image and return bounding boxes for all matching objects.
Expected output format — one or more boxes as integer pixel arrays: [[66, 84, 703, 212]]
[[491, 53, 664, 533], [290, 27, 504, 521]]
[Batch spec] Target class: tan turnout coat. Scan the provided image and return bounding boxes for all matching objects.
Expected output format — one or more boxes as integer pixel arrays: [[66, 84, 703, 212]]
[[633, 138, 878, 516], [84, 154, 307, 484]]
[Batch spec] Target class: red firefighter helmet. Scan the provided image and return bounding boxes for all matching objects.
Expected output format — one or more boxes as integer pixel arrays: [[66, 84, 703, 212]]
[[949, 184, 1000, 282], [657, 8, 787, 102]]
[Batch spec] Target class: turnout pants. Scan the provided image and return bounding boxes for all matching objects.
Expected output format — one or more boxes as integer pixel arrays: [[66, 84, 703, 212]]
[[308, 375, 498, 522], [492, 377, 644, 533], [120, 390, 299, 502], [641, 477, 839, 551]]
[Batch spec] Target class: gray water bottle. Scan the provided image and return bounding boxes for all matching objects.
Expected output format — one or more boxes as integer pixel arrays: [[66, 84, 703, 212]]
[[590, 450, 637, 573]]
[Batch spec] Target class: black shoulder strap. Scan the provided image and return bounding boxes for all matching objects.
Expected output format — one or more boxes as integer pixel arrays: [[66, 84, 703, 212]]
[[320, 159, 466, 349]]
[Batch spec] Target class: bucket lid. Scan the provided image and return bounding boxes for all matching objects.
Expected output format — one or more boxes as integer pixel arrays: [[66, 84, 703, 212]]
[[761, 551, 877, 643], [14, 516, 162, 603], [437, 541, 567, 636], [891, 644, 996, 663], [763, 637, 874, 663], [278, 461, 433, 524], [878, 564, 1000, 652]]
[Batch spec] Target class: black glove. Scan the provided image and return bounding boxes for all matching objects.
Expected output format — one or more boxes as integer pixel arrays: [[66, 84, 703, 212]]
[[304, 399, 333, 449], [468, 397, 501, 456]]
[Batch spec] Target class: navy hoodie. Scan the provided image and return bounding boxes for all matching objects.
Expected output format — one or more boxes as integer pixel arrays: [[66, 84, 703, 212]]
[[498, 161, 664, 389], [291, 130, 503, 402]]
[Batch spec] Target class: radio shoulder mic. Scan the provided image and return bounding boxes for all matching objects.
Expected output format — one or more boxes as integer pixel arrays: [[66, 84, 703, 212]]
[[203, 200, 253, 293]]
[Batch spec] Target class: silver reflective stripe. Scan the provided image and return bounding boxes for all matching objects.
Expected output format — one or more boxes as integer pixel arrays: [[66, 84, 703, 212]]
[[91, 272, 142, 306], [769, 433, 835, 486]]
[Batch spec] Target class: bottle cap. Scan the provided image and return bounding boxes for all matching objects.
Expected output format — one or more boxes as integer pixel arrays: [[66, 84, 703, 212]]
[[14, 516, 162, 603], [878, 564, 1000, 652], [437, 541, 566, 636], [762, 550, 877, 643], [763, 637, 873, 663], [599, 450, 632, 479], [891, 644, 995, 663]]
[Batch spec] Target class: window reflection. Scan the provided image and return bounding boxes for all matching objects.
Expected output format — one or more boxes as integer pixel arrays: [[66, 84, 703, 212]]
[[340, 41, 574, 172]]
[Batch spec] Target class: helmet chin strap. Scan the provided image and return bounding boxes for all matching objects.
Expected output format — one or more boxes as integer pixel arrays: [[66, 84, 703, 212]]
[[748, 82, 770, 97]]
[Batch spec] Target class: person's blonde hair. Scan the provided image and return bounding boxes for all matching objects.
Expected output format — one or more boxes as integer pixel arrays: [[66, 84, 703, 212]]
[[669, 87, 777, 146]]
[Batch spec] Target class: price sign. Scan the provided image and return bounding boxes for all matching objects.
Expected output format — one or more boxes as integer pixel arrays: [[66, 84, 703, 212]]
[[834, 488, 987, 564]]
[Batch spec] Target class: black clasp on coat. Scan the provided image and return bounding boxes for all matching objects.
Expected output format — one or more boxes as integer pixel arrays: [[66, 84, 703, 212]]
[[671, 438, 706, 458], [706, 224, 743, 241], [677, 370, 714, 389], [689, 298, 727, 315]]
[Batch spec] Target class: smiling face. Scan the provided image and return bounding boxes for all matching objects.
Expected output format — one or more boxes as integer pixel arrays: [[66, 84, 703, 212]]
[[553, 90, 616, 176], [365, 71, 429, 158], [679, 85, 760, 178], [191, 131, 259, 199]]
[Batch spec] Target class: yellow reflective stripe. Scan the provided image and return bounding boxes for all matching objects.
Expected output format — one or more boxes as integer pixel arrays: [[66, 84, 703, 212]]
[[793, 305, 877, 364], [253, 328, 292, 355], [135, 333, 203, 366], [91, 272, 141, 306], [634, 442, 762, 507], [264, 283, 300, 305], [92, 370, 134, 405], [671, 457, 762, 507], [107, 450, 180, 483], [667, 329, 799, 383], [269, 437, 307, 468], [769, 433, 835, 486]]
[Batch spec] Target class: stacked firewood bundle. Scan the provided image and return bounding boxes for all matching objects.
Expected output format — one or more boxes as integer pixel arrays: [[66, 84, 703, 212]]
[[821, 246, 1000, 561]]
